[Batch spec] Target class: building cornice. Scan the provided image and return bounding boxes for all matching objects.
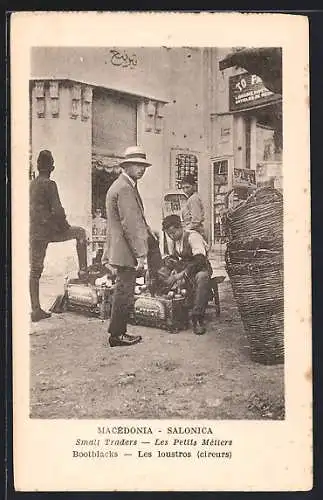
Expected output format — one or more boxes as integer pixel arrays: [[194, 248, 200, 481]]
[[30, 77, 169, 104]]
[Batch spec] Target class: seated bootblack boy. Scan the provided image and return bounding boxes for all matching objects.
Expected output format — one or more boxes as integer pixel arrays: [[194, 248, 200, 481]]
[[162, 214, 212, 335]]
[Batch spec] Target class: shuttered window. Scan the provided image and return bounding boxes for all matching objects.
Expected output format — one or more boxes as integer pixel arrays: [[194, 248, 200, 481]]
[[92, 88, 137, 157]]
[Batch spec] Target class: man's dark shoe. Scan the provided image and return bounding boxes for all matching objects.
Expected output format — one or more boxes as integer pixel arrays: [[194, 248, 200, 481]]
[[109, 333, 142, 347], [31, 308, 52, 322], [192, 317, 206, 335], [193, 323, 206, 335], [123, 333, 142, 342]]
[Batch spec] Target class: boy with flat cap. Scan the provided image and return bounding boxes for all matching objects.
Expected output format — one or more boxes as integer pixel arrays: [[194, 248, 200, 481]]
[[162, 214, 211, 335]]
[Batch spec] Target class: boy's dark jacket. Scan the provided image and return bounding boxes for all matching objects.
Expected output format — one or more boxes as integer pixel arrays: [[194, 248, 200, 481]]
[[30, 176, 70, 240]]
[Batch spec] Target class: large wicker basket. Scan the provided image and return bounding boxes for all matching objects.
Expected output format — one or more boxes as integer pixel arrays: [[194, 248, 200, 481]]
[[227, 187, 283, 241], [226, 255, 284, 364], [225, 186, 284, 365]]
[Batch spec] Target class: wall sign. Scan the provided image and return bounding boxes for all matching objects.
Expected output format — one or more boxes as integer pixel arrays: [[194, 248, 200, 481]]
[[110, 49, 138, 69], [213, 160, 228, 186], [233, 168, 256, 187], [221, 127, 231, 137], [229, 73, 281, 111]]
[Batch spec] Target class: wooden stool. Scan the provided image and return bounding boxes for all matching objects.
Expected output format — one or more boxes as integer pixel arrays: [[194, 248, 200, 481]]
[[210, 276, 225, 317]]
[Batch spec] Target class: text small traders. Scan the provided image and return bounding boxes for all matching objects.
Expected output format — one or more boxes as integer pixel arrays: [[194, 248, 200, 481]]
[[29, 150, 88, 322], [102, 146, 159, 347], [162, 214, 212, 335]]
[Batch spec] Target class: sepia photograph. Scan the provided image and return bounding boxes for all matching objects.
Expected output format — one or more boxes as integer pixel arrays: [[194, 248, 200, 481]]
[[29, 45, 284, 420], [11, 12, 311, 492]]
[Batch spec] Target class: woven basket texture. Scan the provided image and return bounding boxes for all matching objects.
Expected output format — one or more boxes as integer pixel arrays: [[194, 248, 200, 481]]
[[226, 256, 283, 311], [227, 187, 283, 241], [226, 248, 282, 266], [225, 187, 284, 365], [239, 302, 284, 365]]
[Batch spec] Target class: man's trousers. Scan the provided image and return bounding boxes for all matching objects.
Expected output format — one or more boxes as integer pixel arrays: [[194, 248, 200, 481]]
[[191, 270, 211, 320], [108, 266, 137, 337]]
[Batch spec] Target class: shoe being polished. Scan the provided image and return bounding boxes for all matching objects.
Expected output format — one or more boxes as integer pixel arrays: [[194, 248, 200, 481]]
[[192, 318, 206, 335], [31, 308, 52, 323], [109, 333, 142, 347], [78, 268, 89, 282]]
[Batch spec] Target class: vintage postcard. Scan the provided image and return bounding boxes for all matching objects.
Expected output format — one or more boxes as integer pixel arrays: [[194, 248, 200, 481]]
[[11, 12, 312, 491]]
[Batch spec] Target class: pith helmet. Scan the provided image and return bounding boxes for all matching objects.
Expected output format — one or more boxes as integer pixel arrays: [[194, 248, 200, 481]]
[[120, 146, 152, 167]]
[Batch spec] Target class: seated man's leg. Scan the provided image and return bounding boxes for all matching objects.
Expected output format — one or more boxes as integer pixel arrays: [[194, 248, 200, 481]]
[[30, 239, 51, 321], [191, 270, 211, 334], [68, 226, 88, 273], [51, 226, 88, 274]]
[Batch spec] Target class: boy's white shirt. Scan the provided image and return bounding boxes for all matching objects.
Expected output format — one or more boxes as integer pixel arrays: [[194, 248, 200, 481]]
[[175, 230, 207, 256]]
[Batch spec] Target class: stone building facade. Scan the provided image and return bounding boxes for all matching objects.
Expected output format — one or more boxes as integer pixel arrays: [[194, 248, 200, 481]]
[[30, 47, 282, 273]]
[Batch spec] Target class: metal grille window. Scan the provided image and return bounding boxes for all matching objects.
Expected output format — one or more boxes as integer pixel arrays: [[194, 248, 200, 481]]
[[175, 153, 198, 189]]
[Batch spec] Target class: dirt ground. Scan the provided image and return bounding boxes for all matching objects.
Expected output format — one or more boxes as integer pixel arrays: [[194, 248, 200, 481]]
[[30, 276, 284, 420]]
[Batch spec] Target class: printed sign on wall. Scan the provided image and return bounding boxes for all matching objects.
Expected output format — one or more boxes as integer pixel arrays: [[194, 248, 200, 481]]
[[229, 73, 281, 111]]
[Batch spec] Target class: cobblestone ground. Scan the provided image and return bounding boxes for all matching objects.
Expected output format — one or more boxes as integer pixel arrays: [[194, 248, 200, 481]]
[[29, 273, 284, 420]]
